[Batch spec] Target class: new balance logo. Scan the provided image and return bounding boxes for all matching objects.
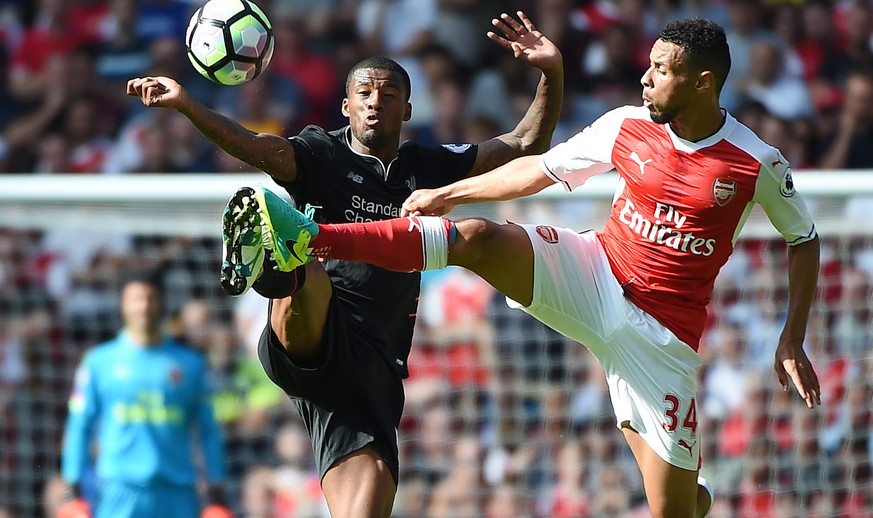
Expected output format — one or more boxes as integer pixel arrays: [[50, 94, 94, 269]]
[[678, 439, 696, 457], [347, 171, 363, 184], [630, 151, 653, 175]]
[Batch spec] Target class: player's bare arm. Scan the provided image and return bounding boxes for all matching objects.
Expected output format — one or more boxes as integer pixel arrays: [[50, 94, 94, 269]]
[[774, 235, 822, 409], [126, 76, 297, 182], [402, 154, 552, 216], [468, 11, 564, 177]]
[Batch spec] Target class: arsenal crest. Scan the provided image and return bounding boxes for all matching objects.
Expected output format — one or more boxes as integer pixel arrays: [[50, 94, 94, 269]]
[[712, 178, 736, 206], [535, 225, 559, 243]]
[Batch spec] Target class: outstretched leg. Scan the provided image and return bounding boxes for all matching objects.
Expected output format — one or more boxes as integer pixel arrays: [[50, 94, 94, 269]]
[[310, 215, 536, 306], [447, 218, 536, 306]]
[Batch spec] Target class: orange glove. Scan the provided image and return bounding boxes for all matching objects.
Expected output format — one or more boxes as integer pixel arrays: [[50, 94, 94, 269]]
[[57, 498, 91, 518], [200, 504, 234, 518]]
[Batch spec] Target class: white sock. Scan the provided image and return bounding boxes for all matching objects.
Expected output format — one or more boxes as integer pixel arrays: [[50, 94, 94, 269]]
[[417, 216, 449, 271]]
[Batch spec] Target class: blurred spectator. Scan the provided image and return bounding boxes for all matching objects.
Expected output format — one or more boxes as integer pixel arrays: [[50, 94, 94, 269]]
[[568, 349, 611, 428], [768, 3, 805, 80], [135, 0, 191, 44], [722, 0, 774, 111], [783, 403, 833, 504], [63, 94, 115, 173], [702, 323, 751, 420], [406, 402, 454, 485], [591, 465, 632, 516], [485, 482, 532, 518], [412, 267, 494, 391], [239, 464, 276, 518], [8, 0, 96, 101], [581, 23, 647, 110], [757, 113, 812, 169], [738, 38, 813, 121], [356, 0, 438, 128], [104, 108, 212, 174], [272, 419, 328, 517], [232, 286, 269, 359], [819, 70, 873, 169], [663, 0, 729, 29], [737, 436, 777, 518], [33, 132, 72, 174], [391, 474, 428, 518], [432, 0, 502, 71], [544, 440, 592, 518], [428, 435, 485, 518], [38, 224, 133, 329], [269, 10, 337, 130], [215, 74, 294, 137], [832, 266, 873, 358], [206, 322, 285, 510], [724, 265, 787, 370], [94, 0, 153, 90], [798, 0, 842, 86], [1, 307, 66, 518], [0, 314, 26, 409], [821, 0, 873, 89]]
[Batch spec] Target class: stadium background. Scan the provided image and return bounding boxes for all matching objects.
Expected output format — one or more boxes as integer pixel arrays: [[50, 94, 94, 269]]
[[0, 0, 871, 517]]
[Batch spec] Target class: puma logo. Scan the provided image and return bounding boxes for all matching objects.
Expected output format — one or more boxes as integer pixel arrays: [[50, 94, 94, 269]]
[[678, 439, 696, 457], [630, 151, 653, 175]]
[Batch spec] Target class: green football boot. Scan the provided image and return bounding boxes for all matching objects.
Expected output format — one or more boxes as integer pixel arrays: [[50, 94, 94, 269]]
[[220, 186, 319, 296], [220, 186, 265, 296], [252, 186, 319, 272]]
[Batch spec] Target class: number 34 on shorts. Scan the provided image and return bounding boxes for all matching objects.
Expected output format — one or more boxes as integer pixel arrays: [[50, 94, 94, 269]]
[[662, 394, 698, 456]]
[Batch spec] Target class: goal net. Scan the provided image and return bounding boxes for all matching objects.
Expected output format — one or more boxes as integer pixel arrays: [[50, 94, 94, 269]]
[[0, 171, 870, 517]]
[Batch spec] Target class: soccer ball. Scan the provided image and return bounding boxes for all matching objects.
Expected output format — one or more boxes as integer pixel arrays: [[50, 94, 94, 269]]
[[186, 0, 274, 86]]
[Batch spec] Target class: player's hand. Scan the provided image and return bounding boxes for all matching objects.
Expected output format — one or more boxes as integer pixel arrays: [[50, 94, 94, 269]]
[[126, 76, 187, 110], [774, 340, 821, 408], [57, 498, 90, 518], [401, 188, 455, 217], [488, 11, 562, 74]]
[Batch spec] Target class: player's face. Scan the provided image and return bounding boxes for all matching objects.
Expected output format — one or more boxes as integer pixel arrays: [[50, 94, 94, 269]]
[[342, 68, 411, 150], [641, 39, 698, 124], [120, 281, 162, 335]]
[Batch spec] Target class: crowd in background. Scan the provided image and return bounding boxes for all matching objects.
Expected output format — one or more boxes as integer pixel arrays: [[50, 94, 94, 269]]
[[0, 0, 871, 516]]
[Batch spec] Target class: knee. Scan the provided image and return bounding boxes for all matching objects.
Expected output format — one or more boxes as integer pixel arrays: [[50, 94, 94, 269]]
[[450, 218, 504, 266]]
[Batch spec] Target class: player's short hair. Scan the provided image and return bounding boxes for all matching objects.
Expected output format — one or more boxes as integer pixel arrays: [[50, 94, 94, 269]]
[[659, 18, 731, 94], [346, 56, 411, 101], [119, 268, 164, 293]]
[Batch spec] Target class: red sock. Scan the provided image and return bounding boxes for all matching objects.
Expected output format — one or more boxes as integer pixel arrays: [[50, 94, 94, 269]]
[[310, 217, 453, 272]]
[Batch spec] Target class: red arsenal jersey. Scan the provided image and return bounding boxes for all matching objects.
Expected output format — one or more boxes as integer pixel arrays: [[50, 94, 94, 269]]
[[540, 106, 816, 350]]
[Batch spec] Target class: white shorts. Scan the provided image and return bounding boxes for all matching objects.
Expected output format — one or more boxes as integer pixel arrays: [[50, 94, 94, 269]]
[[508, 225, 703, 471]]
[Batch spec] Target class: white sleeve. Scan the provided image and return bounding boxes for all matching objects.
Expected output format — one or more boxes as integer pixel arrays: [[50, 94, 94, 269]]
[[753, 150, 817, 245], [540, 106, 632, 191]]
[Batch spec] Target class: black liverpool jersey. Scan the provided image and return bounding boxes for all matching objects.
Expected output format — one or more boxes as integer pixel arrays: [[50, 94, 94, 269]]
[[275, 125, 478, 377]]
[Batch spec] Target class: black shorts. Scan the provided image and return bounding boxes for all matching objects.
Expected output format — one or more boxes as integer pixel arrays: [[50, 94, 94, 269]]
[[257, 295, 404, 485]]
